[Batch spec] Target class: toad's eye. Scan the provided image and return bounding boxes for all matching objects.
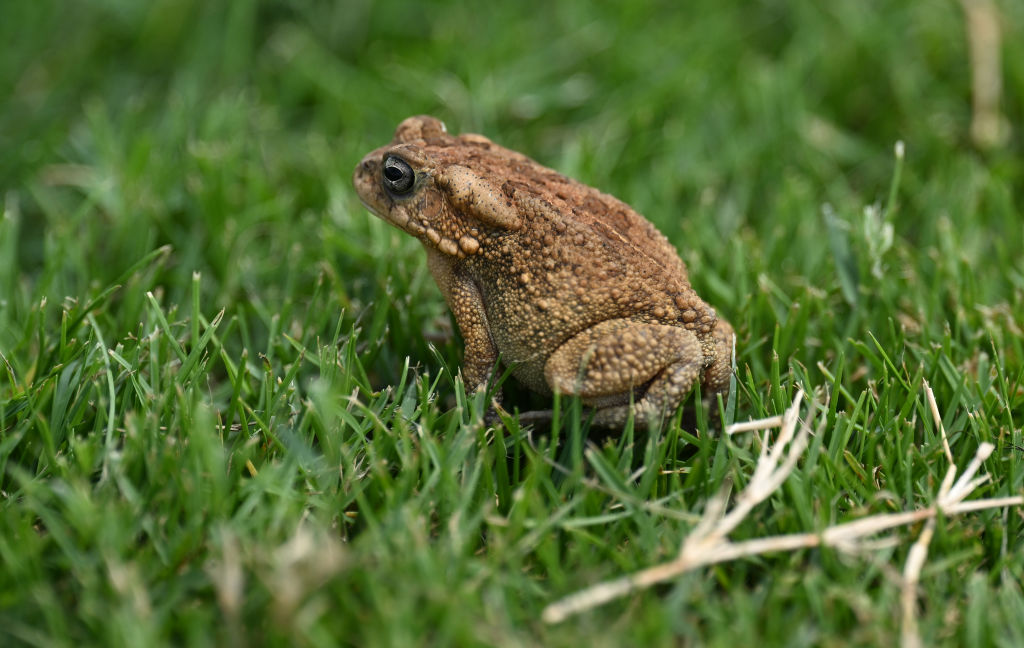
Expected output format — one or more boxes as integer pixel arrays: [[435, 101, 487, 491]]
[[382, 155, 415, 194]]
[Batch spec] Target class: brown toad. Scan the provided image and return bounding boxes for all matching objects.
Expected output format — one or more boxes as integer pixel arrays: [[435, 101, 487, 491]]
[[352, 116, 733, 427]]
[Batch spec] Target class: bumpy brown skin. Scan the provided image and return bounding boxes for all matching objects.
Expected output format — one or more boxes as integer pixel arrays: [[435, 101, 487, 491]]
[[352, 116, 734, 427]]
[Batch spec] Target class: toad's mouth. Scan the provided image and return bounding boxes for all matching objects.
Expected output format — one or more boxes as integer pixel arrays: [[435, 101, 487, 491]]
[[357, 196, 381, 218], [356, 193, 418, 234]]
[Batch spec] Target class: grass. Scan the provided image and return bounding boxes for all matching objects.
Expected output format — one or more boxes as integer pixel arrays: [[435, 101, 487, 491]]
[[1, 0, 1023, 645]]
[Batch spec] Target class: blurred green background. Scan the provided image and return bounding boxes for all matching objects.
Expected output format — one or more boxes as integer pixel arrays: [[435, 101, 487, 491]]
[[1, 0, 1023, 645]]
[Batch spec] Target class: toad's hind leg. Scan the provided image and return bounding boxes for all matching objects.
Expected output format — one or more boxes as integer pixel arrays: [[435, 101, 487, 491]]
[[543, 319, 706, 428]]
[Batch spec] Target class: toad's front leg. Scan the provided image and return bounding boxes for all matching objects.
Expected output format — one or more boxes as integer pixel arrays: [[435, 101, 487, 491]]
[[544, 319, 715, 428], [425, 247, 499, 395]]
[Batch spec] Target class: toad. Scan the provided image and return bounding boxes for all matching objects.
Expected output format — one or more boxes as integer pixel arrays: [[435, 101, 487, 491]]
[[352, 116, 733, 427]]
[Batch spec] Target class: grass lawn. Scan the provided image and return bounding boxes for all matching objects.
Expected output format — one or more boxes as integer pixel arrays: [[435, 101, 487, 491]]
[[2, 1, 1023, 645]]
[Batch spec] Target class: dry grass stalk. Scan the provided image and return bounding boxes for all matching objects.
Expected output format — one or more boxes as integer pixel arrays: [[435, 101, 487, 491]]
[[960, 0, 1007, 148], [901, 376, 989, 648], [901, 514, 936, 648], [923, 378, 954, 464], [542, 388, 1023, 626]]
